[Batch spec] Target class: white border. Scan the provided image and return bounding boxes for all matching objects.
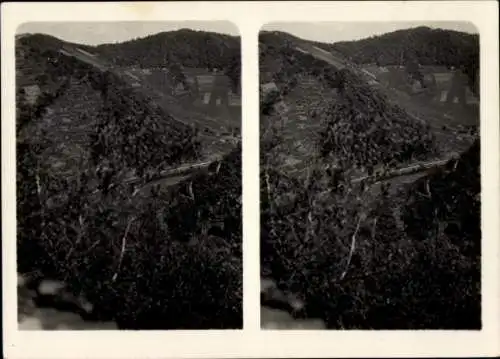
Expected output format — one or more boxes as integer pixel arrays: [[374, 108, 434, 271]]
[[2, 1, 499, 358]]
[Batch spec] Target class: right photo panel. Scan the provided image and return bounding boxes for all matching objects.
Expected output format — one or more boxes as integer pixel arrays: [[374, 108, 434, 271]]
[[260, 22, 480, 330]]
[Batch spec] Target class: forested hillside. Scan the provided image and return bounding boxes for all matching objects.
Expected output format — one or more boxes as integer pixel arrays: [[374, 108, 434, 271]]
[[17, 29, 242, 92], [260, 27, 479, 94], [259, 31, 437, 173], [259, 28, 480, 329], [261, 139, 480, 329], [95, 29, 241, 92], [259, 32, 341, 94], [331, 26, 478, 64], [330, 26, 479, 91], [16, 31, 242, 329]]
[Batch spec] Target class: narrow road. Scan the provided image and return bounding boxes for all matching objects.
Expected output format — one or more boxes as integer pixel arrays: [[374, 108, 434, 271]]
[[350, 157, 453, 185]]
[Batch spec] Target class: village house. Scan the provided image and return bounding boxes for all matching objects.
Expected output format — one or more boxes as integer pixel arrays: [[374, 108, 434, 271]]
[[421, 65, 453, 86]]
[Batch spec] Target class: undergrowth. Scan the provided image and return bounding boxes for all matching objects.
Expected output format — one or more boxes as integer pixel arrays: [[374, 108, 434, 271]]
[[261, 138, 480, 329]]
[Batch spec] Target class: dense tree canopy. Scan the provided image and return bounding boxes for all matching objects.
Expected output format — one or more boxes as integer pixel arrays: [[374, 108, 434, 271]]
[[330, 26, 478, 67], [95, 29, 241, 91], [17, 29, 242, 93], [330, 26, 479, 92]]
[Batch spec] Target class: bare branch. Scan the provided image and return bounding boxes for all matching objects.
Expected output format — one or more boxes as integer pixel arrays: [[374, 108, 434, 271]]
[[112, 217, 136, 282], [340, 214, 364, 281]]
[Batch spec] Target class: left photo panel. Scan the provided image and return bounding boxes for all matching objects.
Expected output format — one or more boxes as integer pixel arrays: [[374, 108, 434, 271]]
[[16, 21, 242, 330]]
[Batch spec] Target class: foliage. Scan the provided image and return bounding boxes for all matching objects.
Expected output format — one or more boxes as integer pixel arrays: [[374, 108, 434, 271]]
[[95, 29, 241, 91], [260, 89, 281, 116], [18, 30, 242, 94], [317, 69, 437, 170], [165, 145, 242, 250], [261, 139, 481, 329], [259, 32, 337, 91], [331, 26, 478, 67], [329, 26, 480, 92], [16, 39, 242, 328], [89, 71, 202, 184]]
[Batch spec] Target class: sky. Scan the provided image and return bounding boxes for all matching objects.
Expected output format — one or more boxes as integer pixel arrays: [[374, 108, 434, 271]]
[[17, 21, 239, 46], [261, 21, 479, 44], [16, 21, 478, 46]]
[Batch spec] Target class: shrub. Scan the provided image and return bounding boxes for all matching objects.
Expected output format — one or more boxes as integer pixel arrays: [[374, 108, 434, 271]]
[[318, 69, 437, 170], [261, 140, 480, 329], [18, 146, 242, 329]]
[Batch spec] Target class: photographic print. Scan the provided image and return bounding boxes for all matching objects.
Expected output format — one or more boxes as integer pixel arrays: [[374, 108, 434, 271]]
[[259, 22, 481, 330], [3, 1, 499, 358], [15, 21, 242, 330]]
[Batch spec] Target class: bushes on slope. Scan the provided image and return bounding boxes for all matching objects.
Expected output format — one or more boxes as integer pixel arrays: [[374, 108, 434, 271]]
[[261, 139, 480, 329], [19, 44, 202, 184], [318, 69, 437, 170], [88, 72, 201, 185], [16, 52, 241, 328], [398, 139, 480, 328], [165, 144, 242, 251], [259, 34, 336, 92], [17, 141, 242, 329]]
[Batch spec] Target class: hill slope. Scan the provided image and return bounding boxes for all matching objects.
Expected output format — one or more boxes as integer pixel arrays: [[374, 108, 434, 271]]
[[259, 29, 480, 329], [331, 26, 478, 65], [330, 26, 479, 93], [94, 29, 241, 92], [16, 32, 242, 329], [259, 31, 438, 177]]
